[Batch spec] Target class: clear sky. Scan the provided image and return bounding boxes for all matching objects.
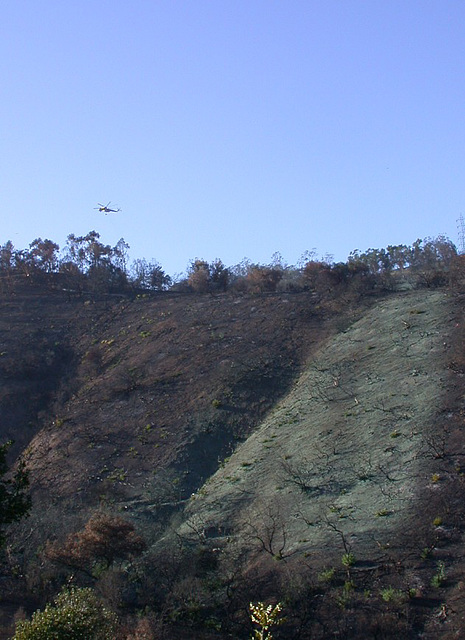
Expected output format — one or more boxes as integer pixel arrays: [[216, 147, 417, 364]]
[[1, 1, 464, 277]]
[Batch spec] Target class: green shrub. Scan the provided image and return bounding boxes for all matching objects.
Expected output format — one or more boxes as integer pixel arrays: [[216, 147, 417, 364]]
[[341, 552, 355, 568], [431, 561, 446, 588], [380, 586, 406, 604], [13, 587, 117, 639], [318, 567, 336, 583], [0, 440, 31, 546]]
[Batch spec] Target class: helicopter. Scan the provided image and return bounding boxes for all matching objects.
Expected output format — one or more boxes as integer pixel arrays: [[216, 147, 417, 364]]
[[94, 202, 121, 214]]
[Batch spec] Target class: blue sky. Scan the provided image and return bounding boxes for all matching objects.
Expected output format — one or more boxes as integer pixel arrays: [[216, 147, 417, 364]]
[[1, 1, 464, 277]]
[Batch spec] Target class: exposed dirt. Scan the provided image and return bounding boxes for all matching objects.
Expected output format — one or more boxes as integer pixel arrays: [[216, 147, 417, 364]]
[[1, 277, 358, 536], [180, 289, 456, 564]]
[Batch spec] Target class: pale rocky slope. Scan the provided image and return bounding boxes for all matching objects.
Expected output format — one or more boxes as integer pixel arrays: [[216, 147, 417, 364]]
[[178, 289, 455, 565]]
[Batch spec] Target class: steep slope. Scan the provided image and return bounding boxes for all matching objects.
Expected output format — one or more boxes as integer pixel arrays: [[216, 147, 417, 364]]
[[178, 289, 456, 565], [9, 285, 352, 541], [3, 278, 465, 637], [0, 278, 102, 455]]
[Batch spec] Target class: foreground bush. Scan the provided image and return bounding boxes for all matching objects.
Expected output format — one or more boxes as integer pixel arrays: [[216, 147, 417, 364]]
[[13, 587, 117, 640]]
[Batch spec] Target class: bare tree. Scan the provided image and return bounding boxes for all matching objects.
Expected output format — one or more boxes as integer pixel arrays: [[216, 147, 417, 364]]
[[243, 502, 295, 560]]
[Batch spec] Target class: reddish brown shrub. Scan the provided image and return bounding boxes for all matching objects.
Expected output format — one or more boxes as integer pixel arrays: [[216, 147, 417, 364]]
[[246, 266, 283, 293], [45, 511, 146, 572]]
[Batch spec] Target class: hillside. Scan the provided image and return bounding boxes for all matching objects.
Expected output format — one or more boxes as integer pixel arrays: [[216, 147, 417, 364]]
[[1, 273, 465, 638], [180, 288, 454, 558]]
